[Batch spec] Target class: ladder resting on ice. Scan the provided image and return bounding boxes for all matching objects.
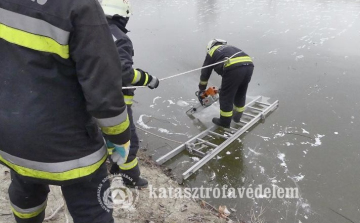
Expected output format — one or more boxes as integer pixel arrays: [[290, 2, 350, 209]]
[[156, 96, 279, 180]]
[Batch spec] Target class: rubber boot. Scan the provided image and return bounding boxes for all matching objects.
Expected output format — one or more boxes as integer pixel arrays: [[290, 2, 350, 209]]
[[232, 111, 243, 123], [112, 164, 148, 189], [212, 117, 231, 128]]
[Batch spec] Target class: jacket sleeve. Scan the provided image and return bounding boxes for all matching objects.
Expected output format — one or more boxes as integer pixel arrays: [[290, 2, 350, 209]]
[[69, 0, 130, 145], [199, 54, 213, 90]]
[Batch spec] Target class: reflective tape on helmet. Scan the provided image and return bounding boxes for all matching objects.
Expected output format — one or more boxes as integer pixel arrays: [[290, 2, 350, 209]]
[[101, 115, 130, 135], [10, 200, 47, 219], [220, 110, 233, 117], [119, 158, 138, 170], [224, 56, 252, 68], [234, 106, 245, 112], [0, 146, 107, 181], [0, 8, 69, 59]]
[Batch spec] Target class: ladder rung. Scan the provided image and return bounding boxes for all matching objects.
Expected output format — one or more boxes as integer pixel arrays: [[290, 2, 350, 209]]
[[248, 106, 263, 112], [256, 101, 271, 106], [243, 112, 256, 118], [229, 127, 237, 131], [209, 131, 229, 139], [191, 149, 206, 157], [239, 120, 248, 124], [196, 138, 218, 147]]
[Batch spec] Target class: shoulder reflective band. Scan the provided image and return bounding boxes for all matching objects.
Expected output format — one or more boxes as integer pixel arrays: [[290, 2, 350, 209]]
[[208, 45, 222, 57], [199, 81, 208, 85], [0, 8, 69, 59], [0, 146, 107, 181], [234, 106, 245, 112], [124, 95, 134, 105], [224, 56, 252, 68], [101, 115, 130, 135], [131, 69, 141, 84], [220, 110, 233, 117], [11, 200, 47, 219], [119, 158, 138, 170]]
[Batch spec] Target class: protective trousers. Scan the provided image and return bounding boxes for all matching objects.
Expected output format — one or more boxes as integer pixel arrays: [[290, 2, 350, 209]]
[[219, 65, 254, 125], [8, 163, 113, 223], [110, 104, 140, 183]]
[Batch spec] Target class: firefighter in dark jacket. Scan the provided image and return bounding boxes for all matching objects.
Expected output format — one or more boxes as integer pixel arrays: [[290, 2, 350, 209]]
[[0, 0, 130, 222], [99, 0, 160, 188], [199, 39, 254, 128]]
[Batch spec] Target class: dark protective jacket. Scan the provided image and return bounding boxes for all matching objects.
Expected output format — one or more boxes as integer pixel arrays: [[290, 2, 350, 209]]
[[107, 17, 152, 105], [200, 44, 254, 85], [0, 0, 130, 184]]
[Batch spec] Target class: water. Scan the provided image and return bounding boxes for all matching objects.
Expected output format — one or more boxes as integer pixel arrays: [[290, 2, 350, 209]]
[[128, 0, 360, 222]]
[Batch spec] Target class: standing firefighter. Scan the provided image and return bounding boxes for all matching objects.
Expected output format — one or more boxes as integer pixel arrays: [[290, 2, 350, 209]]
[[0, 0, 130, 223], [199, 39, 254, 128], [99, 0, 160, 188]]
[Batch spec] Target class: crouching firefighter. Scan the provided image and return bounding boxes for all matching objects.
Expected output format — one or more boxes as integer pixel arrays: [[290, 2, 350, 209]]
[[199, 39, 254, 128], [99, 0, 160, 188], [0, 0, 131, 222]]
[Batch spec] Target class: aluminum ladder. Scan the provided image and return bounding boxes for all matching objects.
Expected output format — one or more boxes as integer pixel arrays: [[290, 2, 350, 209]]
[[156, 96, 279, 180]]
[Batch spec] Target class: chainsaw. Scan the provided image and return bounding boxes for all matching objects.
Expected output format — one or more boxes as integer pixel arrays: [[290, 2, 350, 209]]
[[186, 87, 219, 115]]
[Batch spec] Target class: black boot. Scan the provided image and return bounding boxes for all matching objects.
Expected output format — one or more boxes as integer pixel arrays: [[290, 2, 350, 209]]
[[232, 111, 243, 123], [120, 165, 148, 189], [212, 117, 231, 128]]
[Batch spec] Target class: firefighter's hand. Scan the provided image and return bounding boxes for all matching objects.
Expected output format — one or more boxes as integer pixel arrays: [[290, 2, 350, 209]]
[[147, 75, 159, 89], [198, 83, 207, 91], [107, 140, 130, 165]]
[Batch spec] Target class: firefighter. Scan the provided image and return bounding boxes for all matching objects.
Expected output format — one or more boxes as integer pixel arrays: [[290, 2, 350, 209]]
[[0, 0, 130, 223], [199, 39, 254, 128], [99, 0, 159, 188]]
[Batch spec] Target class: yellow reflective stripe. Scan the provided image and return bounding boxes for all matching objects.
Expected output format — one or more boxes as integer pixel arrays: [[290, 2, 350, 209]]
[[200, 81, 208, 85], [124, 95, 134, 105], [143, 73, 149, 86], [234, 106, 245, 112], [101, 115, 130, 135], [11, 200, 46, 219], [0, 152, 107, 181], [224, 56, 252, 67], [208, 45, 222, 57], [131, 69, 141, 84], [107, 147, 114, 155], [119, 158, 138, 170], [0, 23, 69, 59], [220, 110, 233, 117]]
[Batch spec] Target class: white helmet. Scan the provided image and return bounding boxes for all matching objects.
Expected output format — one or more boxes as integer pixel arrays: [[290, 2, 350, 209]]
[[99, 0, 132, 17], [207, 39, 227, 52]]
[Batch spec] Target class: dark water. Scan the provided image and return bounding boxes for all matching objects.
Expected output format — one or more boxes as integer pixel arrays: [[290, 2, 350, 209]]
[[128, 0, 360, 222]]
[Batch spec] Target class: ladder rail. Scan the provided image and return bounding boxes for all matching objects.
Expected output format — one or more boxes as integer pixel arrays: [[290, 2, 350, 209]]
[[182, 100, 279, 180]]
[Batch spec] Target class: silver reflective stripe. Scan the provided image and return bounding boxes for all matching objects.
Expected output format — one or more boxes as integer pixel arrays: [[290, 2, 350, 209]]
[[112, 34, 117, 42], [95, 111, 128, 127], [0, 8, 69, 45], [0, 145, 106, 172], [11, 199, 47, 214]]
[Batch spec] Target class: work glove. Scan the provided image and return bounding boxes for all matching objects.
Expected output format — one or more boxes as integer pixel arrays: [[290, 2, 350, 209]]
[[198, 83, 207, 91], [136, 68, 160, 89], [106, 140, 130, 165]]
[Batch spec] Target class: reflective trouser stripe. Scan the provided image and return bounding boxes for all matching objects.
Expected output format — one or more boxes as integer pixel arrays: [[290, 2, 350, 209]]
[[10, 200, 47, 219], [224, 56, 252, 68], [119, 158, 138, 170], [234, 106, 245, 112], [199, 81, 208, 85], [100, 115, 130, 135], [131, 69, 141, 85], [0, 23, 69, 59], [220, 110, 233, 117], [95, 111, 128, 128], [208, 45, 222, 57], [124, 95, 134, 105], [0, 147, 107, 181]]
